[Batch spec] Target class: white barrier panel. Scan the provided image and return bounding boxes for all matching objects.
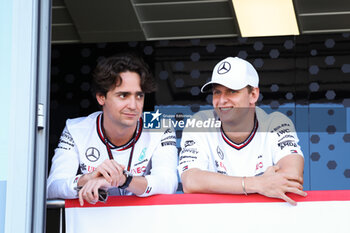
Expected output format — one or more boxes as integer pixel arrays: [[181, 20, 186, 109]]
[[65, 190, 350, 233]]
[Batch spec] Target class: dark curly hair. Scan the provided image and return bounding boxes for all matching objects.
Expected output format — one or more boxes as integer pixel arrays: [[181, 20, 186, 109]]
[[91, 53, 156, 97]]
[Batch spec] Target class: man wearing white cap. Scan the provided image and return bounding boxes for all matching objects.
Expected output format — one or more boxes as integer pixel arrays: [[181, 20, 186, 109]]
[[178, 57, 306, 205]]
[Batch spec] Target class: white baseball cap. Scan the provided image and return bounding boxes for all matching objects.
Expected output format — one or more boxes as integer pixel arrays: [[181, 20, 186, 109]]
[[201, 57, 259, 93]]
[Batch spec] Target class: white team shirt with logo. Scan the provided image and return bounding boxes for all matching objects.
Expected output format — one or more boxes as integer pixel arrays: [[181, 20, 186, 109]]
[[47, 111, 178, 199], [178, 107, 303, 177]]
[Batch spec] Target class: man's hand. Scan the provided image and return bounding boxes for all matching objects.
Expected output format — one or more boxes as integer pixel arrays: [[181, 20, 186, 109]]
[[255, 166, 307, 205], [78, 160, 126, 187], [93, 160, 126, 187], [78, 177, 111, 206]]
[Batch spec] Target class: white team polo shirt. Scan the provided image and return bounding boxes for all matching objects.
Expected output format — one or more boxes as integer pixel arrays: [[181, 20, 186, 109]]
[[178, 107, 303, 177]]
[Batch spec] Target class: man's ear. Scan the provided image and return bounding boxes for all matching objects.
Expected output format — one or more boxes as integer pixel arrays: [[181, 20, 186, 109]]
[[250, 87, 260, 104], [96, 93, 106, 106]]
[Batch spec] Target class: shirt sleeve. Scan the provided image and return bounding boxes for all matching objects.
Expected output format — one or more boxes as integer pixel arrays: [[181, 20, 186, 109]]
[[137, 128, 178, 197], [47, 126, 81, 199], [177, 129, 210, 178], [268, 112, 304, 164]]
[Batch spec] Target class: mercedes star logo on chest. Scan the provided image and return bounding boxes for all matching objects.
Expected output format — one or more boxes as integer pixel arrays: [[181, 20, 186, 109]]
[[85, 147, 100, 162]]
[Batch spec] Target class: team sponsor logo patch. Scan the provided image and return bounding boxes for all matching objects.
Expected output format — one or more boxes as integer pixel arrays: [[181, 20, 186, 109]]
[[164, 128, 173, 134], [270, 123, 291, 133], [80, 163, 87, 171], [255, 155, 264, 172], [61, 130, 74, 143], [278, 134, 295, 142], [179, 160, 190, 165], [145, 187, 152, 194], [132, 166, 147, 174], [87, 166, 96, 172], [215, 160, 219, 167], [134, 159, 148, 167], [256, 162, 263, 171], [179, 155, 197, 160], [181, 148, 199, 154], [277, 140, 297, 150], [215, 160, 227, 172], [85, 147, 100, 162], [182, 165, 189, 171], [255, 172, 264, 176], [161, 141, 176, 146], [161, 135, 176, 141], [184, 140, 195, 147], [216, 146, 224, 160], [276, 128, 291, 137], [217, 170, 227, 175], [58, 130, 75, 150], [138, 147, 147, 161]]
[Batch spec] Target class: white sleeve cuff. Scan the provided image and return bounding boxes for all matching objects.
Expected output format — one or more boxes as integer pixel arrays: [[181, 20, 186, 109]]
[[137, 174, 177, 197], [69, 174, 83, 198], [137, 175, 155, 197]]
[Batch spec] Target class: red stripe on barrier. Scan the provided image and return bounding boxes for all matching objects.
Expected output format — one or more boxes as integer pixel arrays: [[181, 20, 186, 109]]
[[65, 190, 350, 208]]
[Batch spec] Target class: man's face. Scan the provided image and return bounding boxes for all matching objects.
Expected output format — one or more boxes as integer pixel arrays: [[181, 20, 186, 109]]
[[97, 71, 144, 129], [212, 84, 258, 125]]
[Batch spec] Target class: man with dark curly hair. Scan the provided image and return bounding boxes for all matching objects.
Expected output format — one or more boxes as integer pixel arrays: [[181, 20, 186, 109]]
[[47, 54, 178, 205]]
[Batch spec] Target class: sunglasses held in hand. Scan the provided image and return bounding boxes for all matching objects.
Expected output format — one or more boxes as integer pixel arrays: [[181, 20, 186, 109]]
[[75, 186, 109, 203]]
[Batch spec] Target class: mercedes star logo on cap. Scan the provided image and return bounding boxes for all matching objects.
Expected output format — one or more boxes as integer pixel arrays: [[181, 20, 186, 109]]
[[217, 61, 231, 74], [85, 147, 100, 162]]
